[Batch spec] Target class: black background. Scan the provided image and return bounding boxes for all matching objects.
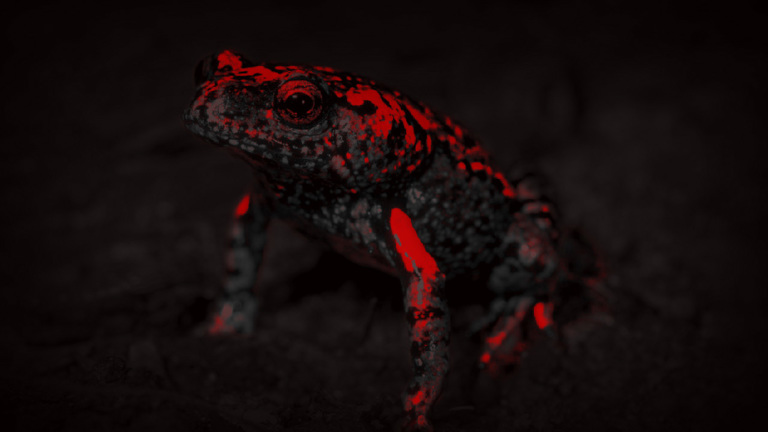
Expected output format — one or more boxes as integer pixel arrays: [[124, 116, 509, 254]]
[[2, 1, 766, 431]]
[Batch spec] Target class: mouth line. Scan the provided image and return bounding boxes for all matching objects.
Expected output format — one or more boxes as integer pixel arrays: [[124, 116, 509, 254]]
[[193, 126, 313, 165], [184, 107, 326, 165]]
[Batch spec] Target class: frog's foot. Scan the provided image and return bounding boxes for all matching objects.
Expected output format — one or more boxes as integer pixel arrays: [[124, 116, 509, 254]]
[[206, 293, 258, 335], [400, 413, 434, 432], [478, 296, 555, 375]]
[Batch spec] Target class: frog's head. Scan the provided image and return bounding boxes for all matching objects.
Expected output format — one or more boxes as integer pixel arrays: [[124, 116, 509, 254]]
[[184, 50, 440, 191]]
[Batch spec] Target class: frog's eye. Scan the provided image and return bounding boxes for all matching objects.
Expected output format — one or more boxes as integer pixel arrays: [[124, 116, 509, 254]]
[[275, 80, 324, 126]]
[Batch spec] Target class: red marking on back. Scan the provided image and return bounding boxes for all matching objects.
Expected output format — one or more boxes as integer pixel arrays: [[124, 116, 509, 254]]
[[346, 88, 401, 140], [235, 194, 250, 217], [217, 51, 243, 70], [390, 208, 440, 286], [313, 65, 337, 73], [494, 173, 516, 198], [405, 103, 436, 131]]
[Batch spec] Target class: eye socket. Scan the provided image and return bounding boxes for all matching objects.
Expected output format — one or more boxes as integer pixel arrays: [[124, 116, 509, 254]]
[[275, 80, 324, 126]]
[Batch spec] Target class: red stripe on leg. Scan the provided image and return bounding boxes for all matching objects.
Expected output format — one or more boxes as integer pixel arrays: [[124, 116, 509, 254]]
[[390, 208, 439, 284], [533, 301, 554, 329]]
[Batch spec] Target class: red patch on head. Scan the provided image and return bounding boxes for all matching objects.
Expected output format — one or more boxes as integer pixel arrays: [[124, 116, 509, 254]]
[[217, 50, 243, 70]]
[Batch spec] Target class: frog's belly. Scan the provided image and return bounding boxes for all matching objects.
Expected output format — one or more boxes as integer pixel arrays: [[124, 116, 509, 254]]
[[287, 221, 397, 276], [325, 235, 397, 275]]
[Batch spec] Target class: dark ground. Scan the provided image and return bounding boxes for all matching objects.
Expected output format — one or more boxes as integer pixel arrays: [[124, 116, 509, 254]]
[[2, 1, 766, 431]]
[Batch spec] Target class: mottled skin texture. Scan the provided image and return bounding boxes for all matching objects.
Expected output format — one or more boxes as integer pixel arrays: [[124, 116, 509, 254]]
[[184, 50, 596, 432]]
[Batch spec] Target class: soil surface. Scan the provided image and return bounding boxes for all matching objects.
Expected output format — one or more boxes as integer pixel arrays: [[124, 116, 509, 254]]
[[2, 1, 766, 431]]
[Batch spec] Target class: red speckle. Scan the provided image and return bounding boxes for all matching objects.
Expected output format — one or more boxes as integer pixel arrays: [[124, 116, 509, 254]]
[[208, 303, 234, 334], [457, 162, 466, 170], [486, 329, 507, 350], [235, 194, 250, 217], [217, 50, 243, 70], [494, 173, 516, 198], [346, 152, 352, 159], [314, 65, 337, 73], [410, 390, 425, 406], [541, 205, 549, 212], [364, 157, 369, 163], [470, 162, 484, 171], [208, 315, 228, 334], [480, 352, 491, 364], [533, 302, 554, 329]]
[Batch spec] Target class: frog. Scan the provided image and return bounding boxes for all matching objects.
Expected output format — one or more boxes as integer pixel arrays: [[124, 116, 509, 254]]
[[183, 50, 603, 432]]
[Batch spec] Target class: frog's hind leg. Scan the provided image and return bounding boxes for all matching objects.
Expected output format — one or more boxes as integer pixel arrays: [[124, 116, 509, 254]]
[[207, 189, 270, 335], [478, 217, 560, 373]]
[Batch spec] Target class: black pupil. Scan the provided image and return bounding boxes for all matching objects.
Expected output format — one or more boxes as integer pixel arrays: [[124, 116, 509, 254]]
[[284, 92, 314, 116]]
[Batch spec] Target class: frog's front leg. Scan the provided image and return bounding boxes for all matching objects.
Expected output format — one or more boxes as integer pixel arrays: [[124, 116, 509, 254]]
[[390, 208, 449, 432], [207, 188, 270, 334]]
